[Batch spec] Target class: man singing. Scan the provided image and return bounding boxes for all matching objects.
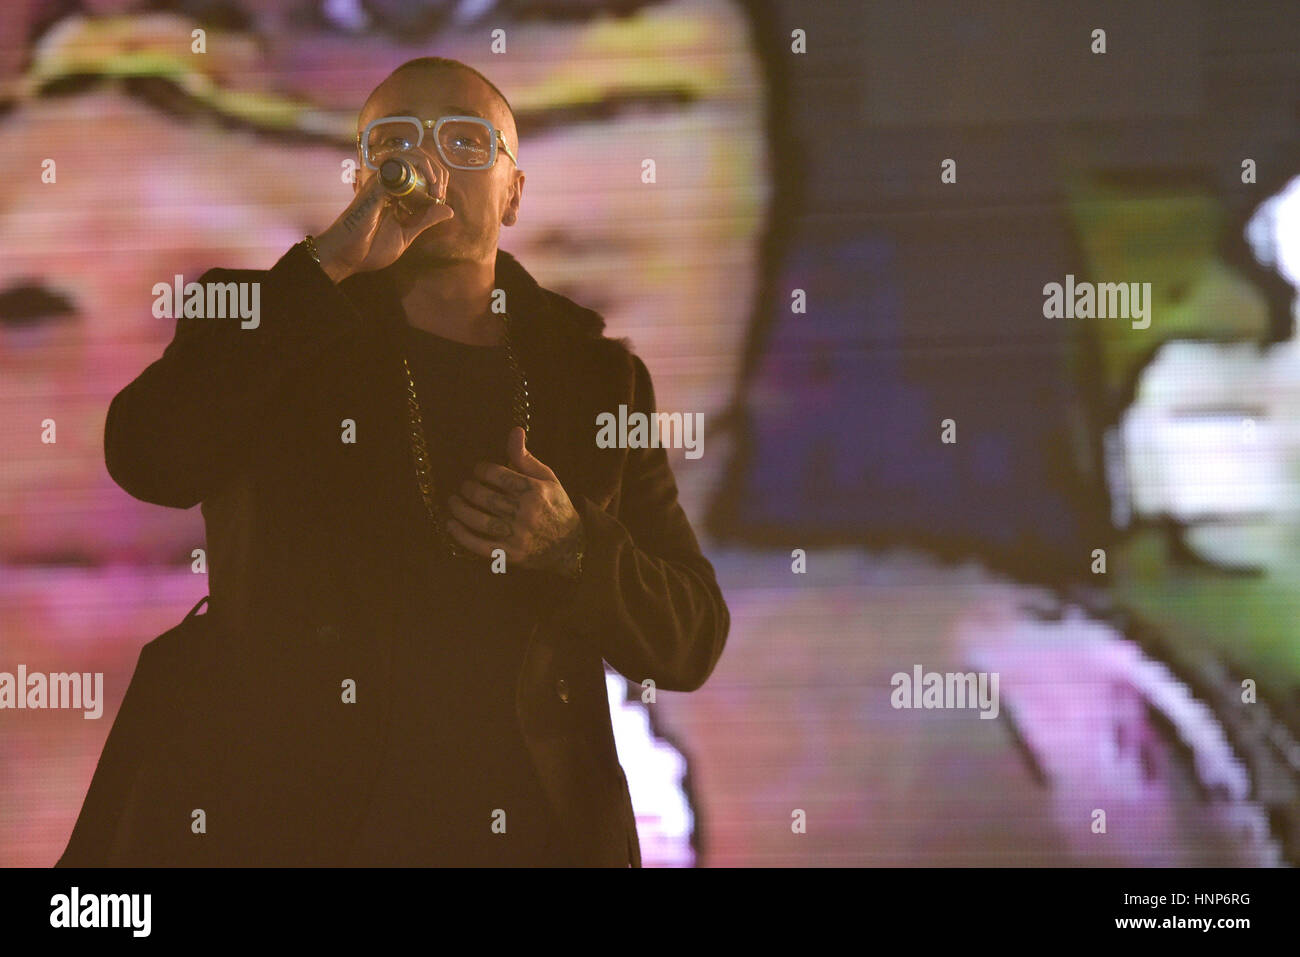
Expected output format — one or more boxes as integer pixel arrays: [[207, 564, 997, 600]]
[[61, 56, 729, 867]]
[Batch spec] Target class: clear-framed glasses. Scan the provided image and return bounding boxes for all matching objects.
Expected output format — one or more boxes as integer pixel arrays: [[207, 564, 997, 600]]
[[358, 115, 518, 171]]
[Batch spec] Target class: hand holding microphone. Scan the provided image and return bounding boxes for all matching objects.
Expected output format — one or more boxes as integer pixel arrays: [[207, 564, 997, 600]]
[[312, 148, 455, 282], [377, 156, 437, 202]]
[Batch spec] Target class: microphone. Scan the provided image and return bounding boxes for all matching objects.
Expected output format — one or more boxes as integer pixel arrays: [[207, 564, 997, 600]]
[[377, 157, 430, 199]]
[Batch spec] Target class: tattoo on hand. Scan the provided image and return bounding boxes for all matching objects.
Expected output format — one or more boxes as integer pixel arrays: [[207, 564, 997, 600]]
[[343, 192, 381, 232]]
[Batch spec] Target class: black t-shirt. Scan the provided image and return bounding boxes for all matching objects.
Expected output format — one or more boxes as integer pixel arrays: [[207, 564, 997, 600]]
[[344, 322, 562, 865]]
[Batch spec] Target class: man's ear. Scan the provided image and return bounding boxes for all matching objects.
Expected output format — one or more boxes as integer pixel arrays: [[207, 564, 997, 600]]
[[502, 171, 525, 227]]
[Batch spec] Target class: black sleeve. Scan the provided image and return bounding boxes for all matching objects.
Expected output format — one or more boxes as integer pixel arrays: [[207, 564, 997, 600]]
[[104, 244, 368, 508], [542, 353, 730, 692]]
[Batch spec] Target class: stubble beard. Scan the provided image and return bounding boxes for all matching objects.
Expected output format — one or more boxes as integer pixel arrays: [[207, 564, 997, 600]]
[[403, 217, 493, 268], [407, 221, 463, 263], [375, 212, 499, 296]]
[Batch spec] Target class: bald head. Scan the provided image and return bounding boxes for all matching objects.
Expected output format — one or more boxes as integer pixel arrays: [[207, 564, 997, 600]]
[[355, 57, 526, 266], [362, 57, 518, 162]]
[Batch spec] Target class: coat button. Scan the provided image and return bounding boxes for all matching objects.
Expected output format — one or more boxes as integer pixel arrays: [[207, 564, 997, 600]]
[[555, 677, 570, 703]]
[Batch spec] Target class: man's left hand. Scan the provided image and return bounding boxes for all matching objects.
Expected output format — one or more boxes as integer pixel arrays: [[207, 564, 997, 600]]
[[446, 426, 585, 577]]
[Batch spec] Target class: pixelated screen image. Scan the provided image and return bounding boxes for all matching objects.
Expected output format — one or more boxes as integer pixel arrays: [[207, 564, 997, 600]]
[[1, 0, 1299, 870]]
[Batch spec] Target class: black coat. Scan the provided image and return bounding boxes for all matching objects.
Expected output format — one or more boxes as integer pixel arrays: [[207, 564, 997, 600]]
[[58, 243, 730, 867]]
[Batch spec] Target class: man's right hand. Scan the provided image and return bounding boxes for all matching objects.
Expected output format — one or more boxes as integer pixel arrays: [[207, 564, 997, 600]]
[[312, 149, 455, 283]]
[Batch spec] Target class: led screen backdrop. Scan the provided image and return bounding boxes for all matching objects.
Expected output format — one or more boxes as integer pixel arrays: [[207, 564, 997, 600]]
[[1, 0, 1299, 867]]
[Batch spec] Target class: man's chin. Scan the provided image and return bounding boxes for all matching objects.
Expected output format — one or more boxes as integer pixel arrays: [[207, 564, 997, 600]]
[[400, 228, 495, 267], [402, 231, 468, 264]]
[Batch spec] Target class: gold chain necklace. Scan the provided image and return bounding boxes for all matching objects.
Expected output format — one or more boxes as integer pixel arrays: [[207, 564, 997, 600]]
[[402, 314, 531, 561]]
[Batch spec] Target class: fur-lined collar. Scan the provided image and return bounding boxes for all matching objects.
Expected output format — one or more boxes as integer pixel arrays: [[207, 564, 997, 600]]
[[338, 246, 607, 349], [337, 246, 630, 511]]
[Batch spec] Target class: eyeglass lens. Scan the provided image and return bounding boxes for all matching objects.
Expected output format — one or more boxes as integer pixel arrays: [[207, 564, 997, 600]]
[[365, 118, 494, 168]]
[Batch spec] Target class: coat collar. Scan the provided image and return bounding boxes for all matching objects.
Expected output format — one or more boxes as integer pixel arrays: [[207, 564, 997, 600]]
[[337, 247, 605, 357], [334, 247, 622, 507]]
